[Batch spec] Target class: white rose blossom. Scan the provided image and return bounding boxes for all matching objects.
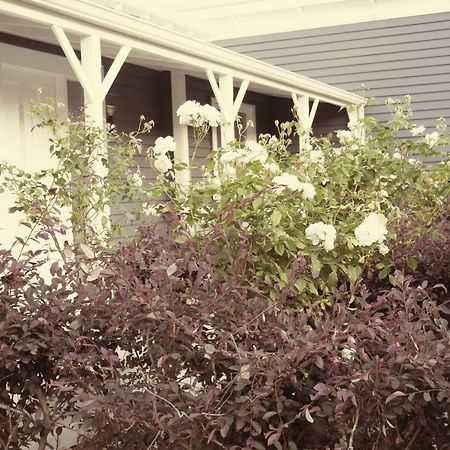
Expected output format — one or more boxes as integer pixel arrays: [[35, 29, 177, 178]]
[[154, 136, 176, 155], [200, 104, 221, 127], [176, 100, 221, 128], [410, 125, 425, 136], [264, 161, 280, 173], [354, 212, 388, 246], [392, 152, 402, 159], [424, 131, 440, 148], [309, 149, 325, 164], [298, 182, 316, 200], [219, 150, 242, 164], [336, 129, 354, 144], [243, 141, 268, 164], [305, 222, 337, 252], [131, 172, 144, 187], [176, 100, 201, 125], [272, 173, 302, 191], [154, 154, 173, 174], [378, 243, 389, 255], [144, 204, 164, 217], [272, 174, 316, 199]]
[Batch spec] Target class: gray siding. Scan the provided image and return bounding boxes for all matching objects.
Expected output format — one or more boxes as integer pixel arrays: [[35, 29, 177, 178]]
[[217, 12, 450, 149]]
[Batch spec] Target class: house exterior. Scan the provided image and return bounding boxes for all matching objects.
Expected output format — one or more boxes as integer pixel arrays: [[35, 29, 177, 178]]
[[217, 11, 450, 163], [0, 0, 365, 247]]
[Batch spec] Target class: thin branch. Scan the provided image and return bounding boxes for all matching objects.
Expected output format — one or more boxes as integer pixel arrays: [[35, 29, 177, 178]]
[[348, 405, 360, 450], [0, 403, 34, 420], [405, 426, 421, 450], [36, 386, 51, 450]]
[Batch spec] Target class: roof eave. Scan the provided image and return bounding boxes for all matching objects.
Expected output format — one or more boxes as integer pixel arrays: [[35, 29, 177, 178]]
[[0, 0, 364, 106]]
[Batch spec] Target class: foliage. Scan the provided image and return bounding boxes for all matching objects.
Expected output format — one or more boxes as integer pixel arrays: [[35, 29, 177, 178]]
[[0, 101, 154, 247], [156, 97, 450, 305], [0, 97, 449, 449], [0, 217, 449, 449]]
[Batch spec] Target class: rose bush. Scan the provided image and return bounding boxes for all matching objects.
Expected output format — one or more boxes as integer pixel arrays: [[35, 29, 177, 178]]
[[148, 97, 450, 306]]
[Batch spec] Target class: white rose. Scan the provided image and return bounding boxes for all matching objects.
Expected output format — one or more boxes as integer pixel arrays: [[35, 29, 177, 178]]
[[264, 162, 280, 173], [176, 100, 202, 126], [272, 173, 302, 191], [354, 212, 388, 246], [305, 222, 337, 252], [154, 136, 176, 155], [392, 152, 402, 159], [336, 129, 353, 144], [219, 150, 241, 164], [243, 141, 268, 164], [131, 172, 143, 187], [298, 182, 316, 200], [411, 125, 425, 136], [424, 131, 439, 148], [154, 154, 173, 173], [200, 104, 221, 127], [309, 149, 324, 164]]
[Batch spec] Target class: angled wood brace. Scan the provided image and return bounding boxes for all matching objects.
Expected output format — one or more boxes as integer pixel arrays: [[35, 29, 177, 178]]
[[52, 25, 131, 121], [206, 69, 249, 144], [291, 93, 319, 151]]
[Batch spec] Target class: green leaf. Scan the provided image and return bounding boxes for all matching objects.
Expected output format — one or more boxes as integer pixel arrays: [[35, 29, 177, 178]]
[[295, 278, 307, 293], [378, 265, 391, 279], [271, 210, 282, 226], [327, 270, 338, 289], [307, 282, 318, 295], [346, 265, 362, 284], [252, 197, 263, 209], [310, 256, 322, 278], [274, 243, 284, 255], [406, 256, 418, 271]]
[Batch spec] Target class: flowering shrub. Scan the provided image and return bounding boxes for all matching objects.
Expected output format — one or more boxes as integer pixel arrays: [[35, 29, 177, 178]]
[[0, 97, 449, 449], [149, 97, 450, 305]]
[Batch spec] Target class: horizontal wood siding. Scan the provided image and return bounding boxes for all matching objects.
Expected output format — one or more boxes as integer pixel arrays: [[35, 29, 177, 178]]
[[217, 12, 450, 153], [105, 64, 172, 234]]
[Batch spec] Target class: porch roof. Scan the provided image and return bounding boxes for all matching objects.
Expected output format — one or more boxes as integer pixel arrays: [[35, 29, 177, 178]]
[[0, 0, 364, 107]]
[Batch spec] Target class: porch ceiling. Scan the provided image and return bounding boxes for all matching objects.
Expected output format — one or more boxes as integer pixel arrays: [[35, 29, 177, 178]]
[[86, 0, 450, 40], [0, 0, 364, 106]]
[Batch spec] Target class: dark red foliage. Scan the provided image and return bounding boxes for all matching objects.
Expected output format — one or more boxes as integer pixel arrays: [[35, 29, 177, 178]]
[[393, 205, 450, 289], [0, 216, 449, 449]]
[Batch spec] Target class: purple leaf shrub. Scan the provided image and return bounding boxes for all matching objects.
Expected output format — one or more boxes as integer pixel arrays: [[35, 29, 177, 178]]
[[0, 215, 449, 449]]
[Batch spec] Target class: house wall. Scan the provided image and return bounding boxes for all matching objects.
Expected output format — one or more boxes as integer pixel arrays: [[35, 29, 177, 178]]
[[217, 12, 450, 160]]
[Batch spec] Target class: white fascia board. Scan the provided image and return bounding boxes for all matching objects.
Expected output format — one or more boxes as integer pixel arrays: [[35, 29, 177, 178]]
[[0, 0, 364, 107]]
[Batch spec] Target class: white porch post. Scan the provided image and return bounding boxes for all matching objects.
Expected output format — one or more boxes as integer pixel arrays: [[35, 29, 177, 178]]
[[291, 93, 319, 151], [219, 74, 235, 143], [347, 104, 366, 143], [206, 69, 249, 145], [51, 26, 131, 234], [170, 71, 190, 186], [80, 35, 103, 127]]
